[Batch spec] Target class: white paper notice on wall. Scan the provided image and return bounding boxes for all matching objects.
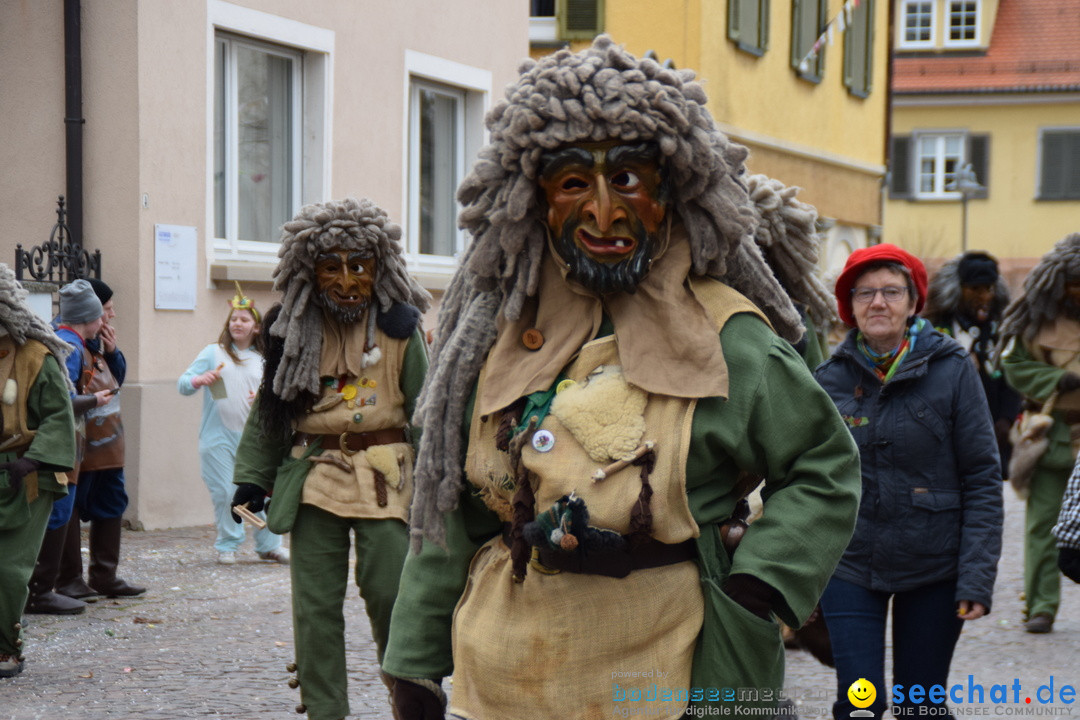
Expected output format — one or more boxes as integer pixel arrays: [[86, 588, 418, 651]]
[[154, 224, 197, 310]]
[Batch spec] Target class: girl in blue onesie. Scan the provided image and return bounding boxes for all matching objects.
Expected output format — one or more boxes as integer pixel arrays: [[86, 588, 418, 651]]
[[178, 289, 287, 565]]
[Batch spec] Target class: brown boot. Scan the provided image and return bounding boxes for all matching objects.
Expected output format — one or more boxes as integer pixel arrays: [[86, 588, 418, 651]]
[[87, 517, 145, 597], [25, 526, 87, 615], [1024, 613, 1054, 634], [54, 514, 100, 601]]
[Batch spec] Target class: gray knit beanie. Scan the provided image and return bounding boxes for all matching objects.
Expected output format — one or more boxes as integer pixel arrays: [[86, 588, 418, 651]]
[[59, 279, 103, 324]]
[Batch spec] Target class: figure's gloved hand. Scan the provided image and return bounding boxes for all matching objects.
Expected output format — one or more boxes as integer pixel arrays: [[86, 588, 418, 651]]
[[230, 483, 267, 523], [1058, 373, 1080, 393], [391, 678, 446, 720], [1058, 547, 1080, 583], [0, 457, 40, 493], [723, 573, 778, 620]]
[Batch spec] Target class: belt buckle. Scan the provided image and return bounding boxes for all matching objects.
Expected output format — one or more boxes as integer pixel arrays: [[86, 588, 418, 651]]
[[529, 546, 561, 575], [339, 431, 358, 456]]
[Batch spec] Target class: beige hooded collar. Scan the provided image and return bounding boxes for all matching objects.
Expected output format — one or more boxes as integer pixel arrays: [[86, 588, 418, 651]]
[[318, 311, 371, 379], [478, 224, 730, 415]]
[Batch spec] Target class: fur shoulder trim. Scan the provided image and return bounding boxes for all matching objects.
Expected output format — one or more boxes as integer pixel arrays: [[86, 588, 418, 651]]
[[377, 302, 422, 339]]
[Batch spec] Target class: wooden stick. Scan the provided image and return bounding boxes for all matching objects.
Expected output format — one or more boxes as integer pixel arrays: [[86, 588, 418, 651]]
[[0, 433, 24, 453], [591, 441, 656, 483], [232, 504, 266, 529]]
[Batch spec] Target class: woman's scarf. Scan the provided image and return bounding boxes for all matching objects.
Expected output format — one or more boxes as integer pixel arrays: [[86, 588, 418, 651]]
[[857, 317, 927, 383]]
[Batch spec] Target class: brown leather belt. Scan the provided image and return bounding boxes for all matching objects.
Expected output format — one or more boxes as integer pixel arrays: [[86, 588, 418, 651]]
[[502, 524, 696, 579], [293, 428, 407, 455]]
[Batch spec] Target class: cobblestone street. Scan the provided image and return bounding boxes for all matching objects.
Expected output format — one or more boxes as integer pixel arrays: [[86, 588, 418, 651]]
[[3, 491, 1079, 719]]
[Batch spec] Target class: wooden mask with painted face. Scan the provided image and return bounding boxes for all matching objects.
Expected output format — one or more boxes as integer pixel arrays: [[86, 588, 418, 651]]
[[314, 247, 377, 323], [539, 142, 668, 295]]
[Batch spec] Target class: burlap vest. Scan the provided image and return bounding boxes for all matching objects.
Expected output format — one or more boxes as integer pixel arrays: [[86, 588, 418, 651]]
[[293, 325, 413, 521], [1032, 317, 1080, 411], [0, 337, 52, 502], [450, 279, 765, 720]]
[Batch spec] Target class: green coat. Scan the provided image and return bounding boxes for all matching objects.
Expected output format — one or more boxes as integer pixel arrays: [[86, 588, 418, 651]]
[[383, 313, 861, 710], [1002, 339, 1077, 470], [0, 349, 77, 529]]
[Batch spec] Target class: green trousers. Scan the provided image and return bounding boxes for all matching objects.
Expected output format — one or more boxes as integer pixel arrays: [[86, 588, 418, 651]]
[[290, 504, 409, 720], [0, 490, 56, 655], [1024, 465, 1069, 620]]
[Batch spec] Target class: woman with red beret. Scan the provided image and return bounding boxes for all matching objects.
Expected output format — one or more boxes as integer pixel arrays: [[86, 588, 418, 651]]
[[814, 244, 1003, 720]]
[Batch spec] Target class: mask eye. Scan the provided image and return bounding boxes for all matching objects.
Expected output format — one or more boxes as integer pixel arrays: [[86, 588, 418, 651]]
[[610, 171, 640, 190], [349, 263, 366, 274], [317, 258, 341, 274], [560, 176, 588, 191]]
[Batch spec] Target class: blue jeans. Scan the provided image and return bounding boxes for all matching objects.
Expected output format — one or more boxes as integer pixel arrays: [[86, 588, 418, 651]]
[[75, 468, 129, 521], [820, 576, 964, 720]]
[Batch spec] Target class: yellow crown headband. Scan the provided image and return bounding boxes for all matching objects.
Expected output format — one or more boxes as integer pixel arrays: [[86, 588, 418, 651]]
[[229, 281, 260, 323]]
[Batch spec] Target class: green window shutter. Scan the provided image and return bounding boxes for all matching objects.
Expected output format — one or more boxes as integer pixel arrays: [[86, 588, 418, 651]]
[[729, 0, 770, 55], [967, 134, 990, 199], [559, 0, 604, 40], [792, 0, 826, 81], [889, 135, 912, 199], [1038, 131, 1080, 200], [843, 0, 875, 97]]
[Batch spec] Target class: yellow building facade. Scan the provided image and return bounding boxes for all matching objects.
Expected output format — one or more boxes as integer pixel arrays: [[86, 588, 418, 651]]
[[885, 0, 1080, 267]]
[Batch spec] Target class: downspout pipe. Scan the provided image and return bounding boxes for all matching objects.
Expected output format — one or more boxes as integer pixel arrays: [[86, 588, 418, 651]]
[[64, 0, 84, 252]]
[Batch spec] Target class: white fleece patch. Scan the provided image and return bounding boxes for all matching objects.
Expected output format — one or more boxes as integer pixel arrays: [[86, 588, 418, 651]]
[[550, 365, 646, 463], [2, 379, 15, 406], [366, 444, 410, 489]]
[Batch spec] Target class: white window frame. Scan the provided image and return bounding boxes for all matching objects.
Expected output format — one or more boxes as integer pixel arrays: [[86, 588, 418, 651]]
[[408, 80, 467, 260], [914, 131, 966, 199], [944, 0, 981, 48], [401, 50, 491, 279], [206, 1, 334, 266], [898, 0, 935, 49]]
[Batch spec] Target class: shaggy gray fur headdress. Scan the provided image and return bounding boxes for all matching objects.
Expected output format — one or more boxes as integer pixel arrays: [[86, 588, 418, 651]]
[[746, 174, 836, 329], [0, 263, 73, 368], [922, 251, 1009, 326], [269, 197, 431, 402], [410, 36, 804, 550], [1000, 232, 1080, 344]]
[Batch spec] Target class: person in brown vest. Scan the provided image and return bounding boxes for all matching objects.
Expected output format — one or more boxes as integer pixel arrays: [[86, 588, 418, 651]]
[[25, 279, 114, 615], [231, 198, 430, 720], [53, 278, 145, 603], [0, 263, 77, 677], [1000, 233, 1080, 634], [382, 37, 860, 720]]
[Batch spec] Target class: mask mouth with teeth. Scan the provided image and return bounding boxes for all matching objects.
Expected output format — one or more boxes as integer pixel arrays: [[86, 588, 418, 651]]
[[551, 217, 657, 295], [314, 247, 377, 324], [540, 141, 668, 296]]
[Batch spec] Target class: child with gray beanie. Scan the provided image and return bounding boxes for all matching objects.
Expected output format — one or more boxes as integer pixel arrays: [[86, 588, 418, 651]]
[[58, 279, 103, 326]]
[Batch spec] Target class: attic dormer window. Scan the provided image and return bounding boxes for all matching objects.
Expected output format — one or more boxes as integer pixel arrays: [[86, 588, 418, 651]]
[[945, 0, 980, 47], [901, 0, 934, 47]]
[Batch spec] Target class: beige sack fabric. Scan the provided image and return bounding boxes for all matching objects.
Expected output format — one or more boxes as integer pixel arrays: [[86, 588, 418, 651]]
[[1008, 393, 1057, 499]]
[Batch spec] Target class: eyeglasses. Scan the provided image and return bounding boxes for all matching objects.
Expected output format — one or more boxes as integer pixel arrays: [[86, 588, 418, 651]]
[[851, 285, 909, 304]]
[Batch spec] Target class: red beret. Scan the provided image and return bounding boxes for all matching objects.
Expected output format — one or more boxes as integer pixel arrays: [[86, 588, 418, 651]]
[[835, 244, 928, 327]]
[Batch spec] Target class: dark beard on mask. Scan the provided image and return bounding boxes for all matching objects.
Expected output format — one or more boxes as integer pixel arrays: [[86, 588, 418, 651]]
[[552, 222, 656, 296], [316, 290, 370, 325]]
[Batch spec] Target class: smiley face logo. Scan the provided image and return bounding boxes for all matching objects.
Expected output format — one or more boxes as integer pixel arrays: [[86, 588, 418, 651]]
[[847, 678, 877, 709]]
